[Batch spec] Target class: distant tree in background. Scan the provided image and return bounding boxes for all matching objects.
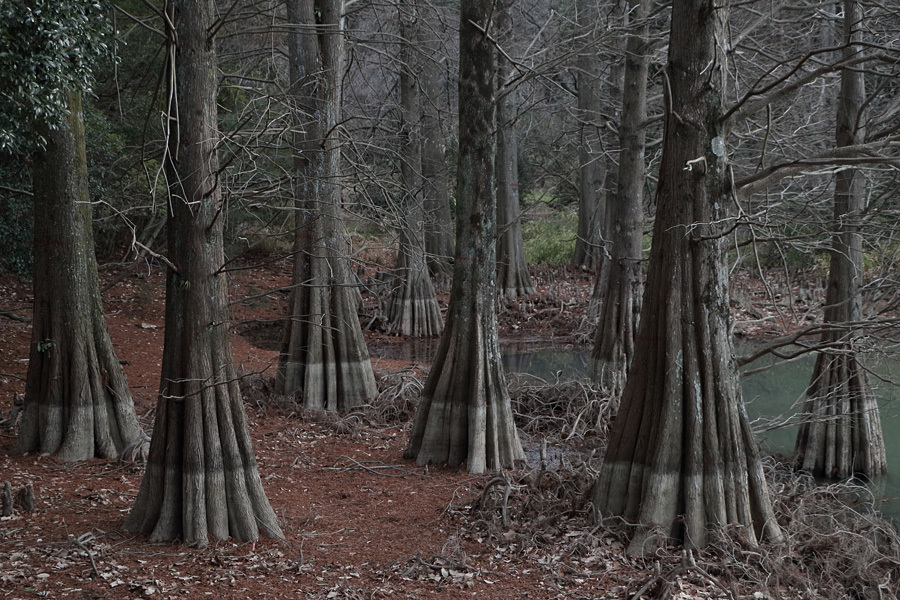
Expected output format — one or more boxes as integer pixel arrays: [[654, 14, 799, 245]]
[[495, 0, 536, 300], [419, 4, 456, 277], [572, 0, 607, 271], [590, 0, 651, 393], [276, 0, 378, 408], [794, 0, 887, 480], [387, 0, 445, 336], [405, 0, 524, 473]]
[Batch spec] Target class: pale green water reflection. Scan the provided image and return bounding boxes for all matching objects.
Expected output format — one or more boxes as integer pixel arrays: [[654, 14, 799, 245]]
[[502, 342, 900, 522]]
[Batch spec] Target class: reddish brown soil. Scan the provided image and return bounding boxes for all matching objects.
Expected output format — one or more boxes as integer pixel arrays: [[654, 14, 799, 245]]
[[0, 257, 817, 599]]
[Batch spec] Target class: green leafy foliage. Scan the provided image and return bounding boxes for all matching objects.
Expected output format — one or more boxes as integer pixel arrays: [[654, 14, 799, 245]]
[[522, 209, 577, 266], [0, 0, 111, 152], [0, 157, 33, 275]]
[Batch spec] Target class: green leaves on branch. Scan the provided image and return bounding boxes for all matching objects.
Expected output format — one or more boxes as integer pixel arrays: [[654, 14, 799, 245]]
[[0, 0, 112, 152]]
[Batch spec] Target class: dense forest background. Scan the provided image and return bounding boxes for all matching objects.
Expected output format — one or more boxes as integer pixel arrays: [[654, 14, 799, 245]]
[[2, 0, 900, 597]]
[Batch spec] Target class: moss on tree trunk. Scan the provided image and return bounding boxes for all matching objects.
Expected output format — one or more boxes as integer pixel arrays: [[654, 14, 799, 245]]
[[16, 91, 146, 462]]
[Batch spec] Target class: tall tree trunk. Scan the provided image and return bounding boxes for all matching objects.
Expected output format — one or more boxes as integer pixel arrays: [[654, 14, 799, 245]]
[[590, 0, 650, 393], [16, 91, 146, 462], [125, 0, 282, 547], [420, 5, 454, 278], [794, 0, 886, 479], [587, 0, 627, 319], [593, 0, 782, 553], [387, 2, 444, 337], [404, 0, 524, 474], [572, 0, 607, 271], [495, 0, 535, 300], [276, 0, 378, 408]]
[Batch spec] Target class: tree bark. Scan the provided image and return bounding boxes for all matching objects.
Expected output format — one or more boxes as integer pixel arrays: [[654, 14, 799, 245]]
[[125, 0, 282, 547], [16, 91, 146, 462], [794, 0, 886, 480], [593, 0, 782, 553], [420, 5, 455, 278], [276, 0, 378, 408], [572, 0, 607, 271], [404, 0, 524, 474], [387, 2, 444, 337], [590, 0, 650, 393], [495, 0, 535, 301]]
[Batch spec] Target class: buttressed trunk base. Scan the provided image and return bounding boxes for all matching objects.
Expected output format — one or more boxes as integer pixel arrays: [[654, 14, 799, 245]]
[[593, 0, 782, 554], [17, 91, 146, 463]]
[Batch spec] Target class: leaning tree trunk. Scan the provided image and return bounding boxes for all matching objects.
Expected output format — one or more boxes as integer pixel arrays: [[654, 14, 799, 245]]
[[276, 0, 378, 408], [125, 0, 283, 547], [404, 0, 524, 474], [593, 0, 782, 554], [572, 0, 606, 271], [387, 3, 444, 337], [420, 6, 454, 278], [795, 0, 885, 480], [590, 0, 650, 394], [16, 90, 146, 462]]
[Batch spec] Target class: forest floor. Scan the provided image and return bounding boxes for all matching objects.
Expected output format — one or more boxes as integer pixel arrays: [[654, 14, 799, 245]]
[[0, 253, 897, 599]]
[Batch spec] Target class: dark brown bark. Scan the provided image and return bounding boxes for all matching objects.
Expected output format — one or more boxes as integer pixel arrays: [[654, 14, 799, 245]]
[[572, 0, 607, 271], [420, 7, 455, 278], [276, 0, 378, 407], [495, 0, 535, 301], [794, 0, 886, 480], [404, 0, 524, 474], [593, 0, 782, 553], [125, 0, 282, 547], [387, 3, 444, 337], [590, 0, 650, 393], [16, 91, 146, 462]]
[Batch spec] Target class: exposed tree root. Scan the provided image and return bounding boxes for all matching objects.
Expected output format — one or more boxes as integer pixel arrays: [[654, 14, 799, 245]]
[[507, 375, 615, 444], [452, 457, 900, 599]]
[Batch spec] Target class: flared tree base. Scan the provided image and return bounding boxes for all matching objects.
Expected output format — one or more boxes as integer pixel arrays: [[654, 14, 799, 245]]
[[795, 350, 886, 479], [405, 324, 524, 474], [387, 269, 443, 337], [125, 386, 284, 547]]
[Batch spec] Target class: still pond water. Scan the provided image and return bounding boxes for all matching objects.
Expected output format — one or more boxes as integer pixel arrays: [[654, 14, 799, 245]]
[[501, 341, 900, 523]]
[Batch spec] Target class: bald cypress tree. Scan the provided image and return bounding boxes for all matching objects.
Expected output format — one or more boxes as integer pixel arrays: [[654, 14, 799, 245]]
[[405, 0, 524, 474], [495, 0, 535, 301], [276, 0, 378, 408], [386, 2, 444, 337], [593, 0, 782, 553], [1, 2, 147, 462], [794, 0, 886, 480], [572, 0, 607, 271], [590, 0, 650, 393], [16, 91, 146, 462], [125, 0, 282, 547]]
